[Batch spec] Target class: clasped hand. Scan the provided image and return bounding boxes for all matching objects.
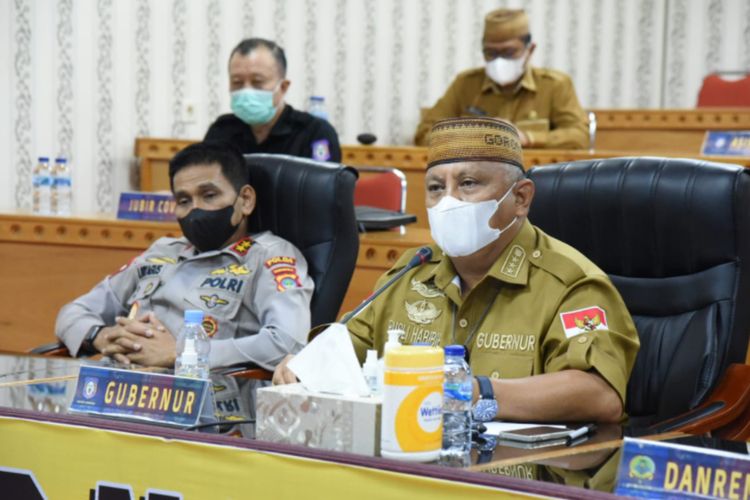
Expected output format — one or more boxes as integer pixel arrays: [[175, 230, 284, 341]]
[[93, 312, 176, 368]]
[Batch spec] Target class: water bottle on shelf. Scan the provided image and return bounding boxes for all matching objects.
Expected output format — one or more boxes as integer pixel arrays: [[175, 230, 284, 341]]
[[175, 309, 211, 379], [440, 344, 473, 467], [52, 157, 72, 215], [32, 157, 52, 215], [308, 95, 328, 121]]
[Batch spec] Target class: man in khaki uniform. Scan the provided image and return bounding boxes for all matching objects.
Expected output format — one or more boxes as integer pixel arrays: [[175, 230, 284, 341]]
[[276, 117, 638, 423], [414, 9, 588, 150]]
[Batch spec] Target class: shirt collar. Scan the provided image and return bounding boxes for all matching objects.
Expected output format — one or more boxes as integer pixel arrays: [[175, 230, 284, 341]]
[[480, 65, 537, 95], [177, 235, 254, 262], [486, 219, 536, 286], [426, 218, 537, 290], [268, 104, 293, 137]]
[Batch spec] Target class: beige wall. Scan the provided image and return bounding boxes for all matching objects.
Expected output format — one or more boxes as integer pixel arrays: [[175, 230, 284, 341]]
[[2, 0, 749, 215]]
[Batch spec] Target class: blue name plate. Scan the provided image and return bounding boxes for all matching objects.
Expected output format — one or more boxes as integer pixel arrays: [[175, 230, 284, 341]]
[[117, 192, 177, 221], [69, 365, 209, 427], [702, 131, 750, 156], [615, 437, 750, 498]]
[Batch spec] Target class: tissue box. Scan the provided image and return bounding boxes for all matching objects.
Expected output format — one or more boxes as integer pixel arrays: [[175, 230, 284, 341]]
[[256, 383, 381, 456]]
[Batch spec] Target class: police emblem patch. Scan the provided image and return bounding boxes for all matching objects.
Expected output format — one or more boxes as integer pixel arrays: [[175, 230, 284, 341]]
[[202, 316, 218, 337], [271, 266, 302, 291], [230, 237, 254, 256], [311, 139, 331, 161], [410, 278, 444, 298], [264, 256, 296, 268], [500, 245, 526, 278], [559, 306, 608, 338], [200, 294, 229, 309], [83, 377, 98, 399], [405, 299, 442, 325]]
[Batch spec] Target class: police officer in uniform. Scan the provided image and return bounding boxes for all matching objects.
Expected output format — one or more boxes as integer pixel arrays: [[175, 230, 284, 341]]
[[276, 117, 639, 424], [205, 38, 342, 163], [56, 142, 313, 372], [414, 9, 588, 150]]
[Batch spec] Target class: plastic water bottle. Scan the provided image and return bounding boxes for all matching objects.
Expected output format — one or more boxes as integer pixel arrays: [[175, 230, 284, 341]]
[[175, 309, 211, 379], [440, 344, 473, 467], [32, 157, 52, 214], [362, 350, 379, 395], [52, 157, 72, 215], [308, 95, 328, 121]]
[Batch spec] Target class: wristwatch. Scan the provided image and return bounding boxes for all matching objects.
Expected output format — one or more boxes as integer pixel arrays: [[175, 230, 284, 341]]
[[472, 376, 498, 422], [81, 326, 104, 355]]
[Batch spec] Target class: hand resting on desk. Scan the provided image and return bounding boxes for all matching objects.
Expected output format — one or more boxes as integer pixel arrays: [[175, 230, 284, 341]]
[[95, 312, 176, 368]]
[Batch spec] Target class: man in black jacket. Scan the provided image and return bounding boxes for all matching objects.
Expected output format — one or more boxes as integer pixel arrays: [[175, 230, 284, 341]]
[[205, 38, 341, 163]]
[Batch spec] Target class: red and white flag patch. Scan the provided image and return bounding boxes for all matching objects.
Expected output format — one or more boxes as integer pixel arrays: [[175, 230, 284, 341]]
[[559, 306, 608, 339]]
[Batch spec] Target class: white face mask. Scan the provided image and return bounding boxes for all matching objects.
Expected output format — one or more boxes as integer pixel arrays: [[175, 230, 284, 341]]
[[485, 54, 526, 86], [428, 183, 518, 257]]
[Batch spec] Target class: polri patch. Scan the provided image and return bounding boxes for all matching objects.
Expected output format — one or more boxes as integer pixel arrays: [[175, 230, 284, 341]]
[[559, 306, 608, 338], [311, 139, 331, 161]]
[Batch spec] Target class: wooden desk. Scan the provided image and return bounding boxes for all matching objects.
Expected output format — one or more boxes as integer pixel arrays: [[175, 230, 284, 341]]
[[0, 213, 427, 353], [0, 351, 615, 499], [593, 108, 750, 154], [137, 133, 750, 230]]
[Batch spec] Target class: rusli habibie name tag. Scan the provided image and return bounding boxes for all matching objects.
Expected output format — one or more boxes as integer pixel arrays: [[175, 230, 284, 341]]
[[615, 437, 750, 499], [701, 130, 750, 156], [69, 365, 209, 427], [117, 192, 177, 221]]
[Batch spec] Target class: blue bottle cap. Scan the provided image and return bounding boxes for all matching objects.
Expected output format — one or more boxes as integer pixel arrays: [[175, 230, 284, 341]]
[[55, 157, 67, 163], [38, 157, 50, 162], [310, 95, 324, 101], [184, 309, 204, 324], [444, 345, 465, 357]]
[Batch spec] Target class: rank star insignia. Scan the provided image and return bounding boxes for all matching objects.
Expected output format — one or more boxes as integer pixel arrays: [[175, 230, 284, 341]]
[[410, 278, 444, 298], [230, 237, 253, 256], [500, 245, 526, 278], [405, 299, 442, 325], [200, 294, 229, 309]]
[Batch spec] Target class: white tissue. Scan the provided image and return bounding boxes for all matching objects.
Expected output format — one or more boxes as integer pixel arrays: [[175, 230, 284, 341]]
[[287, 323, 370, 397]]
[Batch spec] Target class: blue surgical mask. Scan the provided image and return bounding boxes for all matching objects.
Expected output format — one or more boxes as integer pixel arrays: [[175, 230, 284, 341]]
[[231, 85, 279, 125]]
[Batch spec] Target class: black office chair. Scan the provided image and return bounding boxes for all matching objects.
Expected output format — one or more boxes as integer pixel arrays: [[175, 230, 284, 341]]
[[33, 154, 360, 379], [526, 157, 750, 427], [243, 153, 359, 328]]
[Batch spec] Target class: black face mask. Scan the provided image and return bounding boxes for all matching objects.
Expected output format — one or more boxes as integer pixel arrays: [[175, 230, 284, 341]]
[[178, 203, 241, 252]]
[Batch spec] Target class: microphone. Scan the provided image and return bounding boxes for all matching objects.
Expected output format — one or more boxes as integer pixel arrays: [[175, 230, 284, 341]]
[[340, 247, 433, 324]]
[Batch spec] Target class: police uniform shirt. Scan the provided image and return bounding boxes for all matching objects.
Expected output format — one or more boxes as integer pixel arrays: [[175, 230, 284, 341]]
[[204, 104, 342, 163], [347, 220, 640, 405], [414, 66, 588, 149], [55, 232, 313, 370]]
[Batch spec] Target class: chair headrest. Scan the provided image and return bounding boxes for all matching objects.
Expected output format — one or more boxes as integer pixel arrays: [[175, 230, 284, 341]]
[[243, 154, 359, 250], [526, 157, 750, 278]]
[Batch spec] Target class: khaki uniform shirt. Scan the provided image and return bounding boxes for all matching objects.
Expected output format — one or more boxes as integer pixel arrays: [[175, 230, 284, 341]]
[[348, 220, 639, 404], [414, 66, 588, 149], [56, 231, 313, 370]]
